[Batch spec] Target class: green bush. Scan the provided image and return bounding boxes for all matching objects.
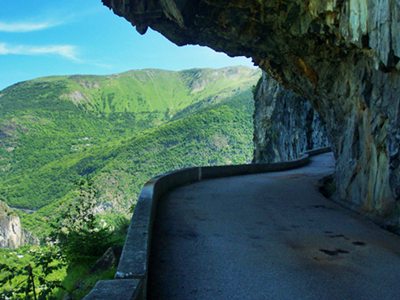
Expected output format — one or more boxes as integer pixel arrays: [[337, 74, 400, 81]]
[[0, 245, 66, 300], [51, 179, 112, 263]]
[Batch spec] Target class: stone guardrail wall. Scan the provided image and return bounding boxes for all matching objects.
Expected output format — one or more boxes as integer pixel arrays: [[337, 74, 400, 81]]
[[84, 147, 332, 300]]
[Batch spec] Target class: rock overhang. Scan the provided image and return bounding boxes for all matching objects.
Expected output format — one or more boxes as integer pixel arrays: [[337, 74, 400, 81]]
[[102, 0, 399, 84]]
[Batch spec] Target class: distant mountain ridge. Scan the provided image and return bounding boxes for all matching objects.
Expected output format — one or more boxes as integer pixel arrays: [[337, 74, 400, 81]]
[[1, 66, 259, 114]]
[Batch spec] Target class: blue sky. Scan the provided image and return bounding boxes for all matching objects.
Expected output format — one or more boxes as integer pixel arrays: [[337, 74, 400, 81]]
[[0, 0, 254, 90]]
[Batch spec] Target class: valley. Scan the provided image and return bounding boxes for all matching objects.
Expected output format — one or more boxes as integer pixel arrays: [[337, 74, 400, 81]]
[[0, 66, 260, 298]]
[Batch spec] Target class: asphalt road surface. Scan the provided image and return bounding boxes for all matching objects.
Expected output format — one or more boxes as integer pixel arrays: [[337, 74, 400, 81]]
[[148, 153, 400, 300]]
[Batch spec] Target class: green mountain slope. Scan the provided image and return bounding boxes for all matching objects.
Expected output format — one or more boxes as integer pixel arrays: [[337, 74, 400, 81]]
[[0, 66, 260, 300], [23, 90, 255, 237], [0, 67, 258, 115], [0, 67, 260, 234], [0, 67, 259, 186], [93, 90, 255, 212]]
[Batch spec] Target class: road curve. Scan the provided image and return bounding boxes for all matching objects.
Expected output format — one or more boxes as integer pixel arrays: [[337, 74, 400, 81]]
[[148, 153, 400, 300]]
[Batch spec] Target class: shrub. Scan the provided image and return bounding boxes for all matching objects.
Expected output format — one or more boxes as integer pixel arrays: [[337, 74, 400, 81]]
[[51, 178, 112, 263], [0, 245, 66, 299]]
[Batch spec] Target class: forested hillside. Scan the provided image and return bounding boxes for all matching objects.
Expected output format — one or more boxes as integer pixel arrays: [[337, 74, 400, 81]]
[[0, 66, 260, 298], [0, 67, 259, 212]]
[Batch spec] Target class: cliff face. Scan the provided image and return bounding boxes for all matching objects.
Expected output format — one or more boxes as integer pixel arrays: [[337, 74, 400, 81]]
[[0, 201, 38, 248], [0, 201, 24, 248], [253, 72, 329, 163], [103, 0, 400, 228]]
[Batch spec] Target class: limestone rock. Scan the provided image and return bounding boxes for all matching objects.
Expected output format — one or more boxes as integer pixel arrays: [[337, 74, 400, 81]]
[[0, 201, 38, 248], [0, 201, 24, 248]]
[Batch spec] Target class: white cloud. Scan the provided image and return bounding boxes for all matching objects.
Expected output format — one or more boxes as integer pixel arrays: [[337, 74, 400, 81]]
[[0, 42, 79, 61], [0, 21, 59, 32]]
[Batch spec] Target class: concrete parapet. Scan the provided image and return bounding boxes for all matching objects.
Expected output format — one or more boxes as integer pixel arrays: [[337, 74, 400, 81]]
[[85, 147, 331, 299], [84, 279, 142, 300]]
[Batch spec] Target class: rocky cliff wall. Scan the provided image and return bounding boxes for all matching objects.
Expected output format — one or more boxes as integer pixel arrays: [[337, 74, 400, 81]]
[[0, 201, 38, 248], [253, 72, 329, 163], [103, 0, 400, 229]]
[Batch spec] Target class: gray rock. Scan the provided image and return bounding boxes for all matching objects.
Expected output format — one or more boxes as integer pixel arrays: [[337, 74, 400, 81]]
[[90, 246, 121, 273], [0, 201, 38, 248], [0, 201, 24, 248], [253, 72, 329, 163]]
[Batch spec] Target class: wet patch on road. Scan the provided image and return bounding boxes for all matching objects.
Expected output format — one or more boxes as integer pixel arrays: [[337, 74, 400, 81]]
[[319, 248, 350, 256], [352, 241, 366, 246], [327, 234, 350, 240], [323, 231, 368, 247]]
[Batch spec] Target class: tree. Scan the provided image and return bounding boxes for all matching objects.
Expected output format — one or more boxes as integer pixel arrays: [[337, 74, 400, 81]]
[[0, 245, 66, 300], [51, 178, 112, 263]]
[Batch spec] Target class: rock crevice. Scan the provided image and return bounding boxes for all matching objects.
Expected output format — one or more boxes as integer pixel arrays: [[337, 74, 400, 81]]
[[253, 72, 329, 163]]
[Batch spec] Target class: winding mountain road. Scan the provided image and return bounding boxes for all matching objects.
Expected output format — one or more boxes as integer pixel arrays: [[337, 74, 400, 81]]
[[148, 153, 400, 299]]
